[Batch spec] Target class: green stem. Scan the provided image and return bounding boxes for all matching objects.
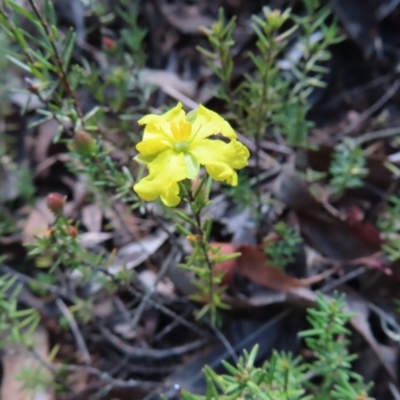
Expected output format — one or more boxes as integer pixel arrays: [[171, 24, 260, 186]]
[[186, 187, 217, 324], [26, 0, 84, 124]]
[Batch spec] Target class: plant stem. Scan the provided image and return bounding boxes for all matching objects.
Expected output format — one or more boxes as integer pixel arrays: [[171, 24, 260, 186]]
[[27, 0, 84, 123], [187, 188, 217, 324]]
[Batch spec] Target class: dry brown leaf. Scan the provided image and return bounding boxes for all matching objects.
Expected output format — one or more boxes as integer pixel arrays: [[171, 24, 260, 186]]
[[61, 176, 87, 218], [78, 232, 113, 248], [105, 202, 141, 247], [22, 198, 55, 244], [0, 163, 20, 202], [34, 119, 58, 165], [160, 4, 214, 34], [108, 226, 174, 275], [235, 245, 337, 291], [137, 270, 175, 297], [81, 203, 102, 233], [345, 292, 398, 381], [273, 163, 319, 211], [65, 369, 90, 395], [140, 69, 197, 107], [1, 325, 54, 400], [299, 212, 378, 260]]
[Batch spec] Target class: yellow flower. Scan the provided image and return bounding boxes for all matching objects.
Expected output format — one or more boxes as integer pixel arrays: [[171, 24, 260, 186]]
[[133, 102, 250, 207]]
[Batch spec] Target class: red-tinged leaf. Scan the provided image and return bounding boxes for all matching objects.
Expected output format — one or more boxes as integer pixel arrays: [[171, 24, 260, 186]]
[[235, 245, 337, 291], [211, 243, 338, 291], [349, 223, 383, 248], [210, 242, 236, 286], [235, 245, 305, 291]]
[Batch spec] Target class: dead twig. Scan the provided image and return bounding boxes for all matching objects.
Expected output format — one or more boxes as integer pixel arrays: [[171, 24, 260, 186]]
[[55, 297, 91, 365], [336, 79, 400, 139], [130, 246, 180, 331], [98, 324, 206, 359], [206, 319, 238, 363], [355, 126, 400, 145], [95, 266, 210, 338]]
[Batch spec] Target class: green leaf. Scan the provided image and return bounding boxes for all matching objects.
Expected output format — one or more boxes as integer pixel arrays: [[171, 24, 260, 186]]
[[62, 29, 76, 70], [174, 211, 195, 225], [7, 0, 35, 21], [184, 153, 200, 180], [6, 55, 32, 72]]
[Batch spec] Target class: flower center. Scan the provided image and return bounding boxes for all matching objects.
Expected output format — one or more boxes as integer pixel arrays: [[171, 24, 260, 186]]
[[173, 141, 190, 152], [171, 120, 192, 142]]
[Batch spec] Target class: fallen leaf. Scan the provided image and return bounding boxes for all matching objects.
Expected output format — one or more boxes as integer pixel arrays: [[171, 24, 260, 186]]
[[299, 212, 377, 260], [108, 226, 174, 274], [138, 270, 175, 297], [105, 202, 142, 247], [344, 291, 397, 381], [33, 119, 58, 165], [81, 203, 103, 233], [65, 369, 90, 395], [220, 208, 257, 244], [23, 201, 53, 244], [140, 69, 196, 98], [349, 222, 383, 248], [1, 325, 54, 400], [0, 163, 20, 202], [273, 163, 319, 211], [160, 4, 214, 34], [212, 243, 336, 292], [78, 232, 113, 248], [344, 205, 383, 248], [235, 244, 337, 291], [61, 176, 87, 218]]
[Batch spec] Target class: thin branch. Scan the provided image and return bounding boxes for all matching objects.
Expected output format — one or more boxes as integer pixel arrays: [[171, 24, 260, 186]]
[[26, 0, 84, 122], [336, 79, 400, 139], [55, 297, 91, 365], [95, 266, 210, 338], [129, 246, 179, 330], [98, 324, 206, 359], [355, 126, 400, 145]]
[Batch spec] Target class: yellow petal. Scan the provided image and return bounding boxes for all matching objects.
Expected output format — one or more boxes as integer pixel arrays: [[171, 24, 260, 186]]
[[133, 150, 188, 206], [140, 121, 174, 144], [189, 139, 249, 185], [190, 104, 237, 142], [134, 153, 158, 164], [160, 182, 182, 207], [138, 102, 184, 126], [136, 138, 171, 155], [140, 105, 188, 144]]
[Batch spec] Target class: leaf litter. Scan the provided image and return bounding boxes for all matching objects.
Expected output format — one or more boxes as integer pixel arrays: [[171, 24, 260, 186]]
[[2, 0, 400, 398]]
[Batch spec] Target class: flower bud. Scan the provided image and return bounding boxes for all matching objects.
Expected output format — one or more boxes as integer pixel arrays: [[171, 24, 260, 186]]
[[67, 225, 78, 237], [102, 36, 116, 50], [262, 7, 290, 30], [72, 130, 96, 156], [46, 193, 65, 214]]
